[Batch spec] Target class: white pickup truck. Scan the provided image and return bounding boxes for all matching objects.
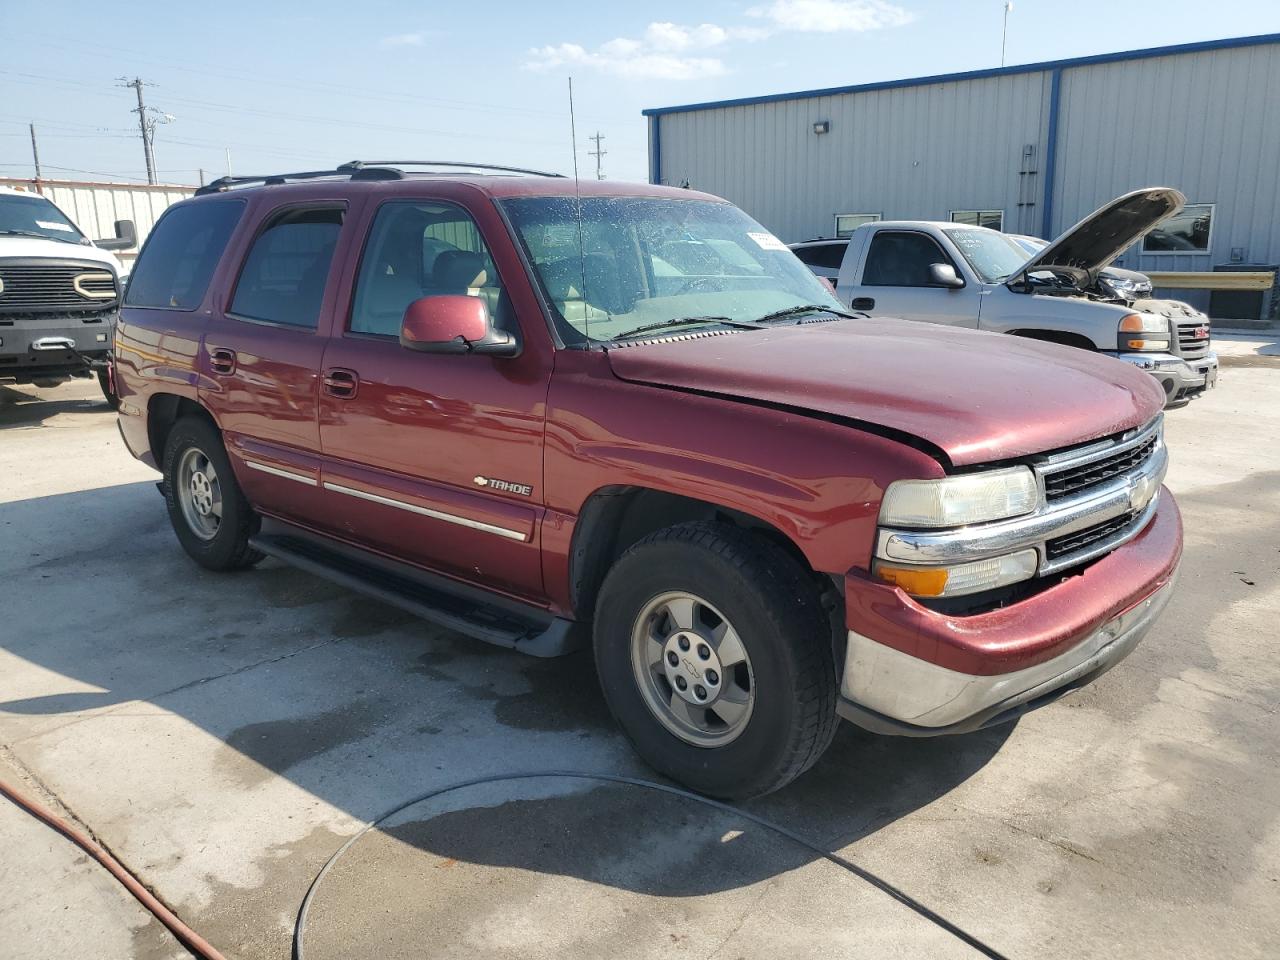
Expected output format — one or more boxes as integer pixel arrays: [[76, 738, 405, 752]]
[[0, 185, 134, 405], [792, 188, 1218, 407]]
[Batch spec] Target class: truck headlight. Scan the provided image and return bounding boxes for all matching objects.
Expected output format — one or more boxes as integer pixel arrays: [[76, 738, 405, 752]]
[[874, 549, 1039, 597], [1119, 313, 1169, 351], [879, 466, 1038, 528]]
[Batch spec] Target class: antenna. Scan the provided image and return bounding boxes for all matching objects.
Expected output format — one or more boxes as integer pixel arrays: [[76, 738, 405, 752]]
[[568, 76, 591, 341]]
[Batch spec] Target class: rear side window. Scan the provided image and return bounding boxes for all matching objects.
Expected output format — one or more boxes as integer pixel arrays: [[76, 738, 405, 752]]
[[124, 200, 244, 310], [794, 243, 847, 270], [863, 232, 954, 287], [229, 206, 344, 329]]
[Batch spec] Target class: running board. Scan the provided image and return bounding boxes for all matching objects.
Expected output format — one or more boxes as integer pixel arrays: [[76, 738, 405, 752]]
[[249, 522, 585, 658]]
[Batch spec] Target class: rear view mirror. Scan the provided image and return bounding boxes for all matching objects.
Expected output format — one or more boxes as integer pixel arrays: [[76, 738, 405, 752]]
[[400, 295, 520, 357], [927, 262, 965, 289], [95, 219, 136, 251]]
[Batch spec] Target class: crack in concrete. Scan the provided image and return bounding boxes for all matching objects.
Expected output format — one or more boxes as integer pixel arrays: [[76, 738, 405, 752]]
[[704, 879, 775, 960]]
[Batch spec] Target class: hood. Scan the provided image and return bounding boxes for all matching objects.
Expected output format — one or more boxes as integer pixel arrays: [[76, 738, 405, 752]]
[[605, 319, 1165, 468], [1009, 187, 1185, 289], [0, 235, 124, 274]]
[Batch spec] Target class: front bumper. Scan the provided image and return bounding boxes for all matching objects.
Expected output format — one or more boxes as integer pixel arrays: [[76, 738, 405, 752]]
[[0, 313, 114, 382], [838, 492, 1182, 735], [1113, 350, 1218, 404]]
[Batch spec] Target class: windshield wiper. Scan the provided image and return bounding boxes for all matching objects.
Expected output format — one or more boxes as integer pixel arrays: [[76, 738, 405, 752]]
[[0, 228, 80, 245], [609, 316, 764, 341], [754, 303, 858, 324]]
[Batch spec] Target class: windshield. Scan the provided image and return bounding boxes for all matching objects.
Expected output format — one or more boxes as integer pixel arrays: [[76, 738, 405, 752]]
[[0, 193, 87, 244], [501, 196, 843, 344], [941, 228, 1030, 283]]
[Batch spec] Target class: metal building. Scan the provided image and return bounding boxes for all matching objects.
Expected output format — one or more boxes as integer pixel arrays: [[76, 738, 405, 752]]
[[0, 177, 195, 266], [644, 33, 1280, 306]]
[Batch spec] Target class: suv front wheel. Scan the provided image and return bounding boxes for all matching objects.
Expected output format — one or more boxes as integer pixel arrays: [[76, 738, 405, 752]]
[[162, 416, 263, 571], [594, 522, 839, 799]]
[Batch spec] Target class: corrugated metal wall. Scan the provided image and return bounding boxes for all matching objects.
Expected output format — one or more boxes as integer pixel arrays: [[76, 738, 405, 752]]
[[650, 38, 1280, 305], [0, 178, 195, 263], [657, 71, 1053, 242]]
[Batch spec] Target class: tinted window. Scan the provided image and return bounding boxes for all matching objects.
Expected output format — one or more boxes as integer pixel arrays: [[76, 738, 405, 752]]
[[350, 201, 508, 337], [795, 243, 847, 270], [1143, 203, 1212, 252], [863, 232, 955, 286], [230, 207, 343, 328], [125, 200, 244, 310]]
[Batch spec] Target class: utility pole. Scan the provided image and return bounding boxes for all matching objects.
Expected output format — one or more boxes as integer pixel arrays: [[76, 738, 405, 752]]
[[29, 123, 43, 192], [119, 77, 156, 184], [588, 131, 606, 180], [225, 147, 232, 177], [1001, 2, 1013, 67], [198, 168, 206, 187]]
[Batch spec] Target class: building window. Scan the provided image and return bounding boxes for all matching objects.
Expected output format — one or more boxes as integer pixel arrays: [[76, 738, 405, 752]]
[[950, 210, 1004, 231], [834, 213, 881, 238], [1143, 203, 1213, 253]]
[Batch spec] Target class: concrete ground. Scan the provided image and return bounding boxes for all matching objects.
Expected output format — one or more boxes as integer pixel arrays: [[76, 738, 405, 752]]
[[1, 339, 1278, 960]]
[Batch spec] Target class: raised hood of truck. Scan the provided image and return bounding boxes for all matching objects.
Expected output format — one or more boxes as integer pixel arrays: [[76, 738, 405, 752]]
[[1007, 187, 1185, 288], [605, 319, 1165, 468]]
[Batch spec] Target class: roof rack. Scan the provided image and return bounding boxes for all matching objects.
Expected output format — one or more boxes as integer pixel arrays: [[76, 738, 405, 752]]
[[193, 160, 564, 196]]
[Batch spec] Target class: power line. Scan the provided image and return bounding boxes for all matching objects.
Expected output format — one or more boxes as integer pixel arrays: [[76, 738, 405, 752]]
[[117, 76, 174, 185]]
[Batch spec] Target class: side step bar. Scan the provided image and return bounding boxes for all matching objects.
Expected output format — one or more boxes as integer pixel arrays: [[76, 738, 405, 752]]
[[249, 520, 585, 658]]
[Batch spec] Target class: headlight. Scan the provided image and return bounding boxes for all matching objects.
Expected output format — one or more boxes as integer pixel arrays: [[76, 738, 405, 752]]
[[1119, 313, 1169, 351], [879, 466, 1038, 528], [874, 549, 1038, 598]]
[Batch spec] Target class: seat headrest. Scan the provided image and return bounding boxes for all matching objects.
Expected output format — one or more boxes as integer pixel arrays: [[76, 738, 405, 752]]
[[434, 250, 487, 291]]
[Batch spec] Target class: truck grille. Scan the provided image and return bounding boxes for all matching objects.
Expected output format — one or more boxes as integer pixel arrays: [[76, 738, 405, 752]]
[[1042, 431, 1159, 502], [1045, 511, 1139, 560], [1175, 320, 1210, 360], [0, 263, 118, 312]]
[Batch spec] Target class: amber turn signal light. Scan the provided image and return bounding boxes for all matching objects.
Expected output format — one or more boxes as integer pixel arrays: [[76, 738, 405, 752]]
[[873, 564, 949, 597]]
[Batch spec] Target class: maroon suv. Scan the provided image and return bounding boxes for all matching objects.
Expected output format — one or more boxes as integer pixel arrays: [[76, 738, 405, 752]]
[[113, 161, 1181, 798]]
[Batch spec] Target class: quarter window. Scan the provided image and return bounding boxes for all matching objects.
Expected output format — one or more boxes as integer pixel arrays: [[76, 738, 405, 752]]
[[950, 210, 1004, 231], [863, 232, 956, 287], [793, 243, 847, 270], [125, 200, 244, 310], [834, 213, 880, 238], [1143, 203, 1212, 253], [350, 201, 508, 338], [229, 206, 344, 328]]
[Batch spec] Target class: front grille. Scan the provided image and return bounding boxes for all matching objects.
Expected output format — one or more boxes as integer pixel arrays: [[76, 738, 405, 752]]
[[1176, 320, 1210, 359], [0, 263, 118, 312], [1046, 511, 1139, 560], [1043, 432, 1158, 501]]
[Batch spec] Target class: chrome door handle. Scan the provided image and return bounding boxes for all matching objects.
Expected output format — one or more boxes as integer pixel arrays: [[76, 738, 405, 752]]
[[322, 368, 359, 399], [209, 347, 237, 374]]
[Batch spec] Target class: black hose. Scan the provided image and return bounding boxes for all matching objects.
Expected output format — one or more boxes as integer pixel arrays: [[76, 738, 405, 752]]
[[293, 771, 1011, 960]]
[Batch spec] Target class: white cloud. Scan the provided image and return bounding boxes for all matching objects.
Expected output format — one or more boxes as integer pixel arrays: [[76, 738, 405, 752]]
[[381, 32, 427, 47], [524, 4, 913, 79], [748, 0, 915, 33]]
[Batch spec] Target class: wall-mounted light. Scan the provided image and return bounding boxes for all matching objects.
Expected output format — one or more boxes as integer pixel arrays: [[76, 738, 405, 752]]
[[813, 120, 831, 135]]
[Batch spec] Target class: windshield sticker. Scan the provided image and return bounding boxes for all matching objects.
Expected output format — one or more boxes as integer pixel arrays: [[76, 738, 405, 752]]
[[36, 220, 75, 232], [747, 231, 787, 252]]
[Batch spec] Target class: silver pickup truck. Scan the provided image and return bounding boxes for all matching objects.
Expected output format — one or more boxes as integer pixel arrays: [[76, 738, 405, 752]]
[[792, 188, 1218, 407]]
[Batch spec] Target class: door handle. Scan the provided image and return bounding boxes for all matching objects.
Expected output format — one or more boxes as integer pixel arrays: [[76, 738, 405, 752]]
[[209, 347, 237, 374], [322, 367, 359, 399], [851, 297, 875, 311]]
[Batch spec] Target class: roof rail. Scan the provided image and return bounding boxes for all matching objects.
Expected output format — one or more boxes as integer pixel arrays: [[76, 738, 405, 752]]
[[192, 160, 564, 196], [339, 160, 566, 178]]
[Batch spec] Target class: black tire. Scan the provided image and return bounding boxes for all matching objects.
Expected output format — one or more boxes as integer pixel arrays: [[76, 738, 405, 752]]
[[594, 521, 839, 799], [97, 370, 120, 410], [162, 415, 263, 571]]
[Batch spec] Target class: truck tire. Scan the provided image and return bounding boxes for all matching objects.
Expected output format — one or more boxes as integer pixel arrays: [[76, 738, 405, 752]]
[[594, 521, 839, 799], [162, 416, 263, 571], [97, 370, 120, 410]]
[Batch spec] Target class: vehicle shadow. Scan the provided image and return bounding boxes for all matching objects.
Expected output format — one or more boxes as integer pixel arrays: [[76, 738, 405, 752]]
[[0, 478, 1012, 915], [0, 383, 112, 429]]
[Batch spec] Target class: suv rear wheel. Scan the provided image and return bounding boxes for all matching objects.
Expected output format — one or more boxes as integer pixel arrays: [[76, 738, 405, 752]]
[[162, 416, 263, 571], [594, 522, 838, 798]]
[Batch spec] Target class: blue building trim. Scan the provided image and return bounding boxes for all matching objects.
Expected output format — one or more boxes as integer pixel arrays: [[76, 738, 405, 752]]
[[650, 115, 662, 185], [1041, 68, 1062, 239], [641, 32, 1280, 117]]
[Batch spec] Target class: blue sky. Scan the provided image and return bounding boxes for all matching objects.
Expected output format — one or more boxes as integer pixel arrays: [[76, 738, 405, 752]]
[[2, 1, 1278, 186]]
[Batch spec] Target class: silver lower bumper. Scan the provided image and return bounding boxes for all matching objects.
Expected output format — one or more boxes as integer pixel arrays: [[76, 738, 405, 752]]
[[836, 568, 1177, 736], [1112, 350, 1218, 402]]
